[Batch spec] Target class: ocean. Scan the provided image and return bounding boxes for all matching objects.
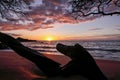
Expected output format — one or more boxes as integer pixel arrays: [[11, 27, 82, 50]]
[[22, 40, 120, 61]]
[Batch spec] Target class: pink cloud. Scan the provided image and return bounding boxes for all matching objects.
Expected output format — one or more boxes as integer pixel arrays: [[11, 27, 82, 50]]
[[0, 0, 119, 31]]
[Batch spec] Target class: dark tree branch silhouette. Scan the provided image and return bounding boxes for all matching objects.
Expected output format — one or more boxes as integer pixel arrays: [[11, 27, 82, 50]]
[[67, 0, 120, 19], [0, 0, 120, 22], [0, 0, 31, 21]]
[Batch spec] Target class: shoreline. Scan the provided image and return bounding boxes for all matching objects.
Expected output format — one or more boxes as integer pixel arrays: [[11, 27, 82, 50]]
[[1, 50, 120, 62], [0, 51, 120, 80]]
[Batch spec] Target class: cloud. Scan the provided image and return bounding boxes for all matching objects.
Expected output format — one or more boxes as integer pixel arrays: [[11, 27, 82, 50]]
[[0, 0, 117, 31], [9, 33, 22, 37], [0, 0, 76, 30], [115, 25, 120, 27], [98, 34, 120, 40], [66, 34, 120, 40], [89, 28, 103, 31], [97, 34, 120, 40], [1, 32, 22, 37], [115, 28, 120, 31]]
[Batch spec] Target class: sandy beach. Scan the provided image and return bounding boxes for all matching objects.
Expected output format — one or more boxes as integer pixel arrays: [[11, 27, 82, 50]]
[[0, 51, 120, 80]]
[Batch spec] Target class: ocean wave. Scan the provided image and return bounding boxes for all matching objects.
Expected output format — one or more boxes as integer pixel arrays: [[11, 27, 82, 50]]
[[21, 41, 120, 61], [32, 46, 55, 49], [86, 48, 120, 52], [31, 46, 120, 53], [32, 47, 120, 53], [38, 50, 57, 52]]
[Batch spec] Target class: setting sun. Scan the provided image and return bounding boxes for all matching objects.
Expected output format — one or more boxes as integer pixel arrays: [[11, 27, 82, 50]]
[[45, 37, 54, 41]]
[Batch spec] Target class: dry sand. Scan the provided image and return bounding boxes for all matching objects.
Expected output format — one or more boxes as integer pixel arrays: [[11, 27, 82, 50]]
[[0, 51, 120, 80]]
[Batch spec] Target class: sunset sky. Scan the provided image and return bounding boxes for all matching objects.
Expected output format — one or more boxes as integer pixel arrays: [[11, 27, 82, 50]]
[[1, 0, 120, 41]]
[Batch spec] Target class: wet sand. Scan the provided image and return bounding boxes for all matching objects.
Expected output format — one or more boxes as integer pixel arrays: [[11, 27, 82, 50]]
[[0, 51, 120, 80]]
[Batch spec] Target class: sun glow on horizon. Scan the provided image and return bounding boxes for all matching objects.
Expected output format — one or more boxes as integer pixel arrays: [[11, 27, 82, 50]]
[[44, 36, 55, 41]]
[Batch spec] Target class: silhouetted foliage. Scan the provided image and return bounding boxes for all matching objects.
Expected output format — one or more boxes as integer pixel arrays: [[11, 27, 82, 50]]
[[0, 0, 120, 21], [0, 0, 31, 21], [67, 0, 120, 19]]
